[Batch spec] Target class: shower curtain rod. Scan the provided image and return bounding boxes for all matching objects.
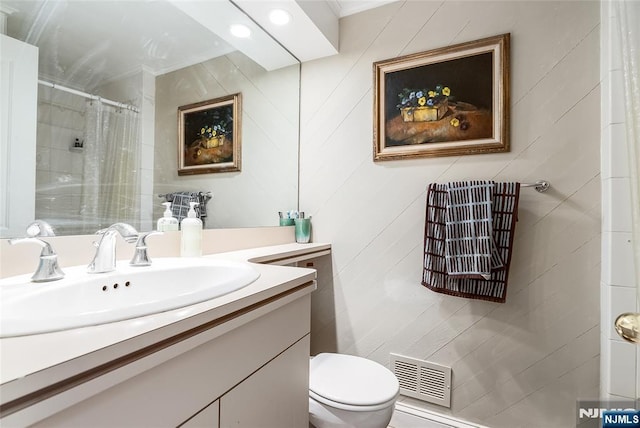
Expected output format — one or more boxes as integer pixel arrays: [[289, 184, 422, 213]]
[[38, 80, 139, 113]]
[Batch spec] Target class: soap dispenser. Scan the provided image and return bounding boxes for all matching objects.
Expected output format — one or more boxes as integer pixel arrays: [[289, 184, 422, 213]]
[[157, 202, 179, 232], [180, 202, 202, 257]]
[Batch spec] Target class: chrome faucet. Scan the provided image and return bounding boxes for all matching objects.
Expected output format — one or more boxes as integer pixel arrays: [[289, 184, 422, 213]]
[[88, 223, 139, 273], [8, 237, 65, 282], [130, 231, 162, 267]]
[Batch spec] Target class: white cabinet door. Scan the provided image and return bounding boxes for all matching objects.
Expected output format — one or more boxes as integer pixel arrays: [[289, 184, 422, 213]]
[[180, 400, 219, 428], [0, 34, 38, 238], [220, 335, 310, 428]]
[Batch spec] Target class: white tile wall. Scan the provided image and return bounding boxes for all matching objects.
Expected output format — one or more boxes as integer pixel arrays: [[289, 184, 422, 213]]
[[139, 69, 156, 232], [35, 88, 86, 225], [600, 0, 637, 404], [35, 72, 152, 234], [608, 232, 636, 287], [604, 178, 633, 231], [301, 1, 602, 426], [608, 285, 637, 341], [609, 340, 637, 398]]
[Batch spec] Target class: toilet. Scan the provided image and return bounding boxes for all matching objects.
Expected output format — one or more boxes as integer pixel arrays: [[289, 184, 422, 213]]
[[309, 353, 400, 428]]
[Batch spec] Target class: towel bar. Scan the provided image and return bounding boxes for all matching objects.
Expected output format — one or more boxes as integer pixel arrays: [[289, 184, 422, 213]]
[[521, 180, 550, 193], [425, 181, 551, 193], [157, 192, 213, 198]]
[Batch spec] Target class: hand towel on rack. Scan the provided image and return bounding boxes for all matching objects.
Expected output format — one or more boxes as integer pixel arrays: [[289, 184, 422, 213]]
[[445, 181, 495, 280], [422, 182, 520, 303], [164, 191, 212, 226]]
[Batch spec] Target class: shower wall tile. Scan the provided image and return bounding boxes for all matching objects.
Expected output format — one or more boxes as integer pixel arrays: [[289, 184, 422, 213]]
[[608, 232, 635, 288], [141, 145, 155, 171], [34, 71, 153, 231], [139, 167, 154, 229], [36, 147, 51, 170], [637, 349, 640, 399], [36, 91, 85, 222], [608, 285, 637, 341], [608, 16, 623, 72], [49, 148, 72, 175], [609, 69, 627, 125], [609, 340, 637, 398], [600, 282, 612, 400], [609, 123, 630, 177], [601, 73, 613, 132], [36, 122, 53, 149], [602, 123, 630, 180], [140, 68, 156, 230], [599, 0, 634, 405], [300, 1, 601, 427], [604, 178, 632, 232]]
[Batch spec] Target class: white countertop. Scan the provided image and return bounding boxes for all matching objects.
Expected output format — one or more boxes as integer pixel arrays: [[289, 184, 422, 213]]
[[0, 243, 330, 393]]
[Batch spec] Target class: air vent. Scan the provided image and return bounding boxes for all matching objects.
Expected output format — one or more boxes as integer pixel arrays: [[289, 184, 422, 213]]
[[391, 353, 451, 408]]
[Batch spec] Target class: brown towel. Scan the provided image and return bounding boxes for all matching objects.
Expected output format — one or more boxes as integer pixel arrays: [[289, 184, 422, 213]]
[[422, 182, 520, 303]]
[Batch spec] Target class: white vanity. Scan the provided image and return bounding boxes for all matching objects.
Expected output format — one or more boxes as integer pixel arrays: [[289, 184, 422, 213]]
[[0, 242, 331, 427]]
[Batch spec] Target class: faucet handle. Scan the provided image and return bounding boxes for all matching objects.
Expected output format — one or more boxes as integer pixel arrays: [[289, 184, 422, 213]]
[[130, 231, 163, 267], [26, 220, 56, 237], [8, 237, 65, 282]]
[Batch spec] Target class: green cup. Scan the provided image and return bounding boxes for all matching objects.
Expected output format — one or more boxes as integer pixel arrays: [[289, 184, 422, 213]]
[[294, 218, 311, 243], [279, 218, 295, 226]]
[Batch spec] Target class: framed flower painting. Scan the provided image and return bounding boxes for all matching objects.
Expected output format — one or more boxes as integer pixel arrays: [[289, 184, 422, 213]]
[[178, 93, 242, 175], [373, 34, 510, 161]]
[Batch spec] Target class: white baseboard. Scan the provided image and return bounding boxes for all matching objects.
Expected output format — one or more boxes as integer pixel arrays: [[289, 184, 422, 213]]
[[393, 402, 489, 428]]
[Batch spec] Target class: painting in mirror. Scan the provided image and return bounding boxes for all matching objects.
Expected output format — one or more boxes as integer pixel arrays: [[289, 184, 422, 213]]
[[178, 94, 242, 175]]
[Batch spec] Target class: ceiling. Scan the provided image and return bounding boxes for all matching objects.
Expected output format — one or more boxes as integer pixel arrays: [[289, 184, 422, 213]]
[[4, 0, 240, 89], [327, 0, 397, 17], [235, 0, 397, 62], [2, 0, 396, 91]]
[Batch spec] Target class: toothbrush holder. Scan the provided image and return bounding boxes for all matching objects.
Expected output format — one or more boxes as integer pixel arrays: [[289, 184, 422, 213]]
[[280, 218, 295, 226], [278, 211, 295, 226], [294, 218, 311, 243]]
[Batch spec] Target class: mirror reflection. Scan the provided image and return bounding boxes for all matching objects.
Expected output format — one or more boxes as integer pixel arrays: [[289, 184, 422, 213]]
[[1, 0, 300, 237]]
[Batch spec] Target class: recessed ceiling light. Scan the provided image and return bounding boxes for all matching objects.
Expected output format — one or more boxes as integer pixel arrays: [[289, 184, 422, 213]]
[[269, 9, 291, 26], [230, 24, 251, 38]]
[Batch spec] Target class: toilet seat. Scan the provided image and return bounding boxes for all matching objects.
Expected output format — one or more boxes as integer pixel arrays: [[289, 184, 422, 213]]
[[309, 390, 397, 412], [309, 353, 399, 412]]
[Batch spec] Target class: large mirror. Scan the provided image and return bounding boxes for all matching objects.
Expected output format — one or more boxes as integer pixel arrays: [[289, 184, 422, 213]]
[[1, 0, 300, 237]]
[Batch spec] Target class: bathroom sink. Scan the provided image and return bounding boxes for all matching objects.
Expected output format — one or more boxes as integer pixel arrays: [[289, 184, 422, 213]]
[[0, 258, 260, 338]]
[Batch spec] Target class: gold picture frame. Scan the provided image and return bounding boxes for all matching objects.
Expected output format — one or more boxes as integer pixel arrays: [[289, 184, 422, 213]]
[[178, 93, 242, 175], [373, 33, 510, 161]]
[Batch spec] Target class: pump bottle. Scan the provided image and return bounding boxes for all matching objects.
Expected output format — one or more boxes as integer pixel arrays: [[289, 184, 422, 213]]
[[157, 202, 179, 232], [180, 202, 202, 257]]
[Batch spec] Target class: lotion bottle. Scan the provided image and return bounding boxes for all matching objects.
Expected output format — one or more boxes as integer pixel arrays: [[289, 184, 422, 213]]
[[157, 202, 179, 232], [180, 202, 202, 257]]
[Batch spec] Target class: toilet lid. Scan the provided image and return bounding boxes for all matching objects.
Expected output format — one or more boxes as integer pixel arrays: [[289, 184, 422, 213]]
[[309, 353, 399, 407]]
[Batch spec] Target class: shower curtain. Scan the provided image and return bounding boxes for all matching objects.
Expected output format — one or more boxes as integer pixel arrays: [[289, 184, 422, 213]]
[[615, 0, 640, 294], [81, 100, 140, 229]]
